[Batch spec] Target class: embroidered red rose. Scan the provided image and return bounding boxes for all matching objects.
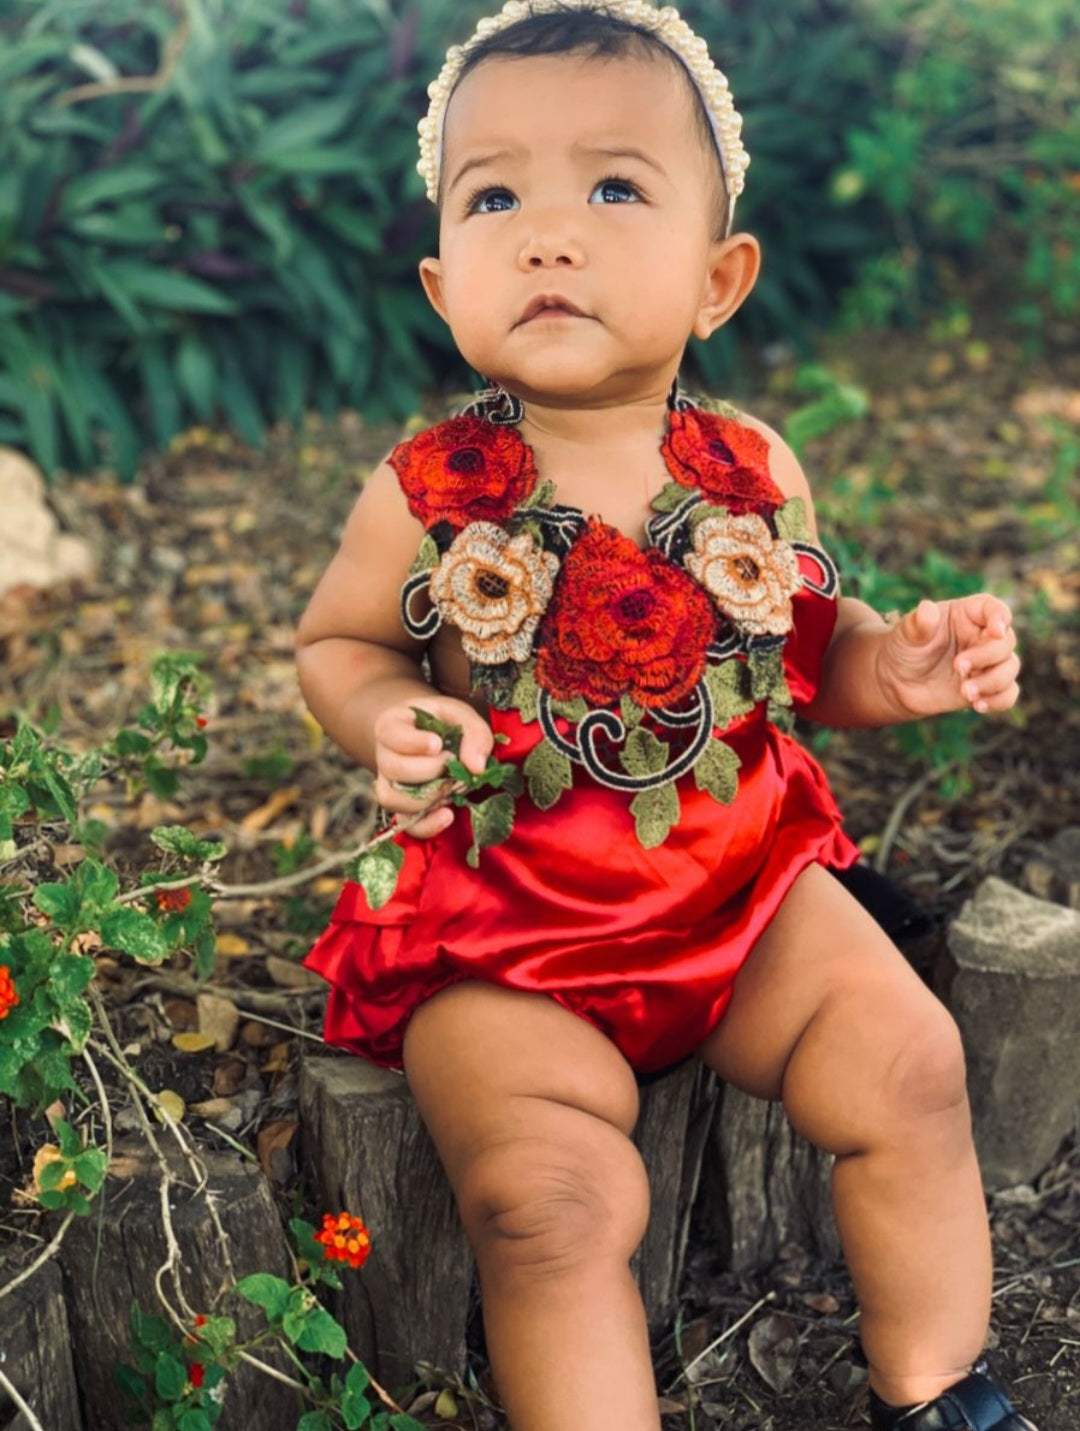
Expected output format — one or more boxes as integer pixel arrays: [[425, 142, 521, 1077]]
[[534, 520, 715, 709], [389, 416, 538, 531], [662, 408, 782, 511]]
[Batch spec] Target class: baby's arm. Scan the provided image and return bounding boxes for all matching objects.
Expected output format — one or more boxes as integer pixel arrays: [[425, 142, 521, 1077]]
[[295, 460, 494, 837], [743, 417, 1020, 729]]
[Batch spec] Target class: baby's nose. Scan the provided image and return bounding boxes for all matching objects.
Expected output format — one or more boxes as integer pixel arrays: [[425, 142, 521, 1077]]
[[517, 224, 584, 270]]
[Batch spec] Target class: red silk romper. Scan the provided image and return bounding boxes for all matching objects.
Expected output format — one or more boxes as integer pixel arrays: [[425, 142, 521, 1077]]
[[303, 390, 859, 1075]]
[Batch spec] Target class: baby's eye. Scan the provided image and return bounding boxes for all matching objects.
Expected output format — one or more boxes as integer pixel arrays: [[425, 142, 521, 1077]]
[[467, 187, 518, 215], [589, 177, 641, 205]]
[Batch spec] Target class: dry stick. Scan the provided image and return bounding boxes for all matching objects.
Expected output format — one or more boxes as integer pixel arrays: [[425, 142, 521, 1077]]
[[665, 1290, 778, 1391], [0, 1365, 45, 1431], [872, 764, 955, 875], [116, 788, 460, 907], [55, 18, 190, 107], [0, 1210, 75, 1307]]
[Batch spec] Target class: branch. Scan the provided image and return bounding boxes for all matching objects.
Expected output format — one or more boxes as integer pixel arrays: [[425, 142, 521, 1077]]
[[55, 19, 190, 108]]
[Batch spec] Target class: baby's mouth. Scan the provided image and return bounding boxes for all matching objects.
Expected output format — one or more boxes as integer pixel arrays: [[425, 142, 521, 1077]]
[[518, 295, 588, 324]]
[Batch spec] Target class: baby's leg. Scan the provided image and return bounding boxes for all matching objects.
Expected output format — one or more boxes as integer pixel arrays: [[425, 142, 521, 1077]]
[[696, 863, 991, 1409], [403, 980, 661, 1431]]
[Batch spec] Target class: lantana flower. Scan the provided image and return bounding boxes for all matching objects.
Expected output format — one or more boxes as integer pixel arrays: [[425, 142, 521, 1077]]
[[429, 522, 559, 665], [0, 965, 18, 1019], [314, 1210, 372, 1270], [685, 512, 802, 637], [155, 886, 193, 914]]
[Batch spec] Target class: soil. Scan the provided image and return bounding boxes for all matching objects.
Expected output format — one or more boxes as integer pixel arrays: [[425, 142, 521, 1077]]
[[1, 309, 1078, 1429]]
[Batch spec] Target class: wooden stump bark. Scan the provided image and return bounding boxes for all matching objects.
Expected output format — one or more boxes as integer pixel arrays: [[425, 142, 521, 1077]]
[[695, 1083, 839, 1272], [0, 1256, 83, 1431], [299, 1053, 832, 1381], [58, 1136, 297, 1431]]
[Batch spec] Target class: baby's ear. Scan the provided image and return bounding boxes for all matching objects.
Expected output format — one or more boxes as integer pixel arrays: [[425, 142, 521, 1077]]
[[418, 256, 448, 321], [693, 232, 760, 340]]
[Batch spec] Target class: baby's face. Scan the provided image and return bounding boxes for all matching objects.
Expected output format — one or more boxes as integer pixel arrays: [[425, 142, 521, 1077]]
[[420, 50, 737, 408]]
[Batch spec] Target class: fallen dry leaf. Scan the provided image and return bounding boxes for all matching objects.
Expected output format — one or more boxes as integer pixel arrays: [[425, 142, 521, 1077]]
[[172, 1031, 216, 1054], [33, 1144, 76, 1193], [154, 1089, 186, 1122], [265, 954, 323, 990], [240, 783, 301, 833], [215, 933, 251, 958], [257, 1120, 298, 1184], [197, 991, 240, 1052]]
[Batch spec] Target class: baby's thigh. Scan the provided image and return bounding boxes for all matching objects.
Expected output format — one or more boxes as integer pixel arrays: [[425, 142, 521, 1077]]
[[402, 981, 650, 1264], [696, 863, 961, 1118]]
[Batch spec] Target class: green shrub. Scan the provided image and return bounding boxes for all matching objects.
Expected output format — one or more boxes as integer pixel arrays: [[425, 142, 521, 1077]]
[[0, 0, 1076, 477]]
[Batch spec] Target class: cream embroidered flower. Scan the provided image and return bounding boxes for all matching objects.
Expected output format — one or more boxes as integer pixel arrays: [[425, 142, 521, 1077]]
[[685, 511, 802, 636], [429, 521, 560, 664]]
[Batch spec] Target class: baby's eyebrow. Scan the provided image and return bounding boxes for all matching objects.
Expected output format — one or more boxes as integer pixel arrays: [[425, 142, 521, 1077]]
[[573, 144, 667, 176], [446, 148, 519, 196]]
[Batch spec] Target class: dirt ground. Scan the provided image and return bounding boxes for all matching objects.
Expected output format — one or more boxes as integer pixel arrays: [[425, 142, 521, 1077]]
[[1, 311, 1078, 1428]]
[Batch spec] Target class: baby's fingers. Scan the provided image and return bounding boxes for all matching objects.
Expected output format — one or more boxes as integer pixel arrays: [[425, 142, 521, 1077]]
[[961, 653, 1021, 714]]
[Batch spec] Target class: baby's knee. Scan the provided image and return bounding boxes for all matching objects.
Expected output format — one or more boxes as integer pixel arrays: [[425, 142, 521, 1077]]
[[881, 998, 969, 1124], [459, 1125, 651, 1273]]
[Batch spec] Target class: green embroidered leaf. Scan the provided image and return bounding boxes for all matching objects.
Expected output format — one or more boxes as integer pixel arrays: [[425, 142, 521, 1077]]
[[650, 480, 692, 514], [767, 698, 796, 734], [693, 738, 741, 805], [523, 741, 573, 810], [349, 840, 405, 911], [549, 695, 588, 722], [410, 707, 463, 755], [620, 727, 669, 779], [746, 647, 787, 703], [696, 394, 741, 419], [516, 517, 546, 546], [510, 665, 540, 724], [408, 534, 440, 575], [688, 500, 729, 530], [705, 660, 756, 728], [619, 696, 646, 730], [518, 478, 557, 511], [774, 498, 813, 544], [465, 792, 515, 869], [630, 783, 680, 849]]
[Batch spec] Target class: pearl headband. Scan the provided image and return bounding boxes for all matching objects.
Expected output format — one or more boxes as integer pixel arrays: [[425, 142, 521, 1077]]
[[417, 0, 750, 234]]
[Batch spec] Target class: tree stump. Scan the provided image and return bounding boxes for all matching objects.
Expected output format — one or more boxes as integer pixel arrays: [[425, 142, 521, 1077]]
[[58, 1136, 298, 1431], [694, 1082, 838, 1272], [299, 1052, 834, 1380], [0, 1256, 83, 1431], [937, 876, 1080, 1189], [298, 1057, 473, 1385]]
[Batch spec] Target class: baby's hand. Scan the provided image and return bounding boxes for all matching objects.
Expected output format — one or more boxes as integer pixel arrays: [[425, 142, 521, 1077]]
[[373, 696, 494, 839], [878, 595, 1020, 719]]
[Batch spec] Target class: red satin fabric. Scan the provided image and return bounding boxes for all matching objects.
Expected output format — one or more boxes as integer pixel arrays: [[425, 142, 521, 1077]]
[[303, 579, 859, 1074]]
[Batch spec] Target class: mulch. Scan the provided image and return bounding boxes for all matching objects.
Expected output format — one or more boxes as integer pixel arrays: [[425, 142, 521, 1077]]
[[1, 312, 1078, 1428]]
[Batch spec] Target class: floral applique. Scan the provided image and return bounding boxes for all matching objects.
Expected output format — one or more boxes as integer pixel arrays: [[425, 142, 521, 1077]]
[[392, 388, 839, 855]]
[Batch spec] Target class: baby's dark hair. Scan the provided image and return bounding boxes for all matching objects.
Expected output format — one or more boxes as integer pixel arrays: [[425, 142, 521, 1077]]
[[446, 4, 730, 237]]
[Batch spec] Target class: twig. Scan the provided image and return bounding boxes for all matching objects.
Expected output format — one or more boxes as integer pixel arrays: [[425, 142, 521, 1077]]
[[129, 972, 325, 1017], [665, 1290, 777, 1391], [873, 764, 954, 874], [0, 1211, 76, 1307], [0, 1366, 45, 1431]]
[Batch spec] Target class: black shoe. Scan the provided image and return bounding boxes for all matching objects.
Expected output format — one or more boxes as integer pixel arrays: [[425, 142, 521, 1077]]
[[869, 1360, 1039, 1430]]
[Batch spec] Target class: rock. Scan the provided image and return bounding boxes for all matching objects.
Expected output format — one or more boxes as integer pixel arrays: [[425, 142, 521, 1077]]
[[0, 448, 95, 598], [1021, 827, 1080, 910], [938, 877, 1080, 1189]]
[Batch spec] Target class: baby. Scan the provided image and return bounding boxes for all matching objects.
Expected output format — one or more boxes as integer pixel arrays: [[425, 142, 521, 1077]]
[[296, 3, 1031, 1428]]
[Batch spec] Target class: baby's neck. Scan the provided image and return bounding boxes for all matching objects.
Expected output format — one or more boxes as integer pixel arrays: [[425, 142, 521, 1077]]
[[516, 391, 669, 459]]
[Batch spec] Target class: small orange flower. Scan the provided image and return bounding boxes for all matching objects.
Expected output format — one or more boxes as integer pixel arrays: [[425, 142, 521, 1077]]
[[155, 886, 193, 914], [185, 1313, 208, 1345], [196, 716, 209, 730], [314, 1210, 372, 1270], [189, 1363, 205, 1390], [0, 965, 18, 1020]]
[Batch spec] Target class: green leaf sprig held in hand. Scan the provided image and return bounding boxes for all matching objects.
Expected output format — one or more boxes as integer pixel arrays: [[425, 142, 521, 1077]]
[[346, 708, 523, 910]]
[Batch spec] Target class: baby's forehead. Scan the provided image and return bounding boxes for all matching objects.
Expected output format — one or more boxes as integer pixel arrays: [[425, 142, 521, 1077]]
[[443, 49, 700, 159]]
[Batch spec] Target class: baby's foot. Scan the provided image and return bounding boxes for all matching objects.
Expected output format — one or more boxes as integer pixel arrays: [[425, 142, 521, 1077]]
[[869, 1359, 1038, 1430]]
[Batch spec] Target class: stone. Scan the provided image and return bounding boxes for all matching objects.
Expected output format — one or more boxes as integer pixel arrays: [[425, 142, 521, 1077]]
[[0, 447, 94, 598], [938, 877, 1080, 1189]]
